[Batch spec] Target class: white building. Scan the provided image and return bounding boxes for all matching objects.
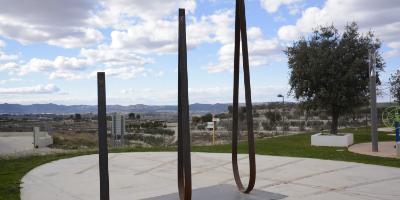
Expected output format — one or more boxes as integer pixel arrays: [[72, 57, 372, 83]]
[[111, 113, 125, 146], [206, 117, 220, 131]]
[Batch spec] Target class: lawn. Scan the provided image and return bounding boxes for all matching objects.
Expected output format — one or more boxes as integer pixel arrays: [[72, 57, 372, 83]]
[[0, 127, 398, 200]]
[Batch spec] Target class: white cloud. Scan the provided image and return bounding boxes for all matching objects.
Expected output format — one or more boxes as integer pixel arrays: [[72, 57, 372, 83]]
[[4, 43, 156, 80], [0, 40, 19, 62], [47, 28, 104, 49], [0, 62, 18, 72], [0, 78, 21, 85], [108, 10, 218, 54], [110, 20, 178, 54], [0, 84, 60, 94], [19, 56, 92, 76], [91, 67, 147, 80], [0, 0, 102, 48], [278, 25, 299, 41], [0, 51, 18, 61], [277, 0, 400, 55], [48, 71, 84, 80], [260, 0, 302, 13], [92, 0, 196, 28], [207, 21, 283, 73]]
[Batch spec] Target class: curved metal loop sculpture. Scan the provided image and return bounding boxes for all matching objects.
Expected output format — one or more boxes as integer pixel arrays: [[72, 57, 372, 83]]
[[177, 8, 192, 200], [232, 0, 256, 194]]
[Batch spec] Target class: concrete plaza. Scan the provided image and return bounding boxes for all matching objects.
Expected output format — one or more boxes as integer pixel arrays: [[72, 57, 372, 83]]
[[21, 152, 400, 200], [349, 141, 399, 158]]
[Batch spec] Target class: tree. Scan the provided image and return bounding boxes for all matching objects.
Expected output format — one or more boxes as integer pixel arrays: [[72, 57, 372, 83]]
[[192, 116, 202, 124], [390, 70, 400, 104], [264, 111, 282, 126], [128, 113, 136, 119], [201, 113, 213, 122], [136, 114, 141, 120], [286, 23, 384, 134], [74, 113, 82, 121]]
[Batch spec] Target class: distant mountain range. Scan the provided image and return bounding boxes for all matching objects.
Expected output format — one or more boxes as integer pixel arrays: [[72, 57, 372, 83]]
[[0, 103, 229, 114]]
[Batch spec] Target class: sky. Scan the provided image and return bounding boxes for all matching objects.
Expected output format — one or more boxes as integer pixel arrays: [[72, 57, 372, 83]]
[[0, 0, 399, 105]]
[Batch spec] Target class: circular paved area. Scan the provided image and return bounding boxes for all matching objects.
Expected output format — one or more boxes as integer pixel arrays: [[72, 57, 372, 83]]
[[349, 142, 399, 158], [21, 152, 400, 200]]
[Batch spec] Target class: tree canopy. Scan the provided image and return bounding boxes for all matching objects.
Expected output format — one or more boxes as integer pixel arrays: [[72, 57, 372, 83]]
[[390, 70, 400, 104], [286, 23, 384, 134]]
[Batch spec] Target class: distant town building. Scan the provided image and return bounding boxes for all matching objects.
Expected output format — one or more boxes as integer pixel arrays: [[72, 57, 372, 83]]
[[111, 113, 125, 146]]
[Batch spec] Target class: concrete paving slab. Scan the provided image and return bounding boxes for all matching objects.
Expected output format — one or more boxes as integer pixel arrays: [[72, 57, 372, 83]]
[[349, 142, 399, 158], [147, 184, 286, 200], [21, 152, 400, 200]]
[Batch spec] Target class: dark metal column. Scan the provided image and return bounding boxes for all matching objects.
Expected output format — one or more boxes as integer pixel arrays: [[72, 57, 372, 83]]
[[177, 8, 192, 200], [369, 50, 378, 152], [232, 0, 256, 194], [97, 72, 110, 200]]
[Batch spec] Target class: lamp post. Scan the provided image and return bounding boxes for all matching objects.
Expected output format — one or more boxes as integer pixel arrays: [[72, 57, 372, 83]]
[[278, 94, 285, 135], [369, 50, 379, 152]]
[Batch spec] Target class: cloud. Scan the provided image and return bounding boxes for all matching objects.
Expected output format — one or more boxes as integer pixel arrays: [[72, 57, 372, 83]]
[[5, 43, 156, 80], [0, 51, 18, 61], [92, 0, 196, 28], [277, 0, 400, 55], [0, 84, 60, 94], [0, 40, 19, 62], [19, 56, 92, 76], [0, 78, 21, 85], [260, 0, 303, 14], [90, 67, 147, 80], [0, 0, 102, 48], [108, 9, 217, 54], [206, 13, 284, 73], [0, 62, 18, 72]]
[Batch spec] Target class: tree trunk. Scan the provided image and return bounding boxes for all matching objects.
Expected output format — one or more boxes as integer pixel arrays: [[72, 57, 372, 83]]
[[330, 112, 339, 135]]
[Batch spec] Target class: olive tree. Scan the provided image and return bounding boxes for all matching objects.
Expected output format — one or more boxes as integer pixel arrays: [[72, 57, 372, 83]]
[[390, 70, 400, 104], [286, 23, 384, 134]]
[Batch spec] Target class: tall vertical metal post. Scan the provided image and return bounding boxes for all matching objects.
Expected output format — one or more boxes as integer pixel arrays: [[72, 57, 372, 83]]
[[232, 0, 256, 194], [213, 117, 216, 145], [177, 8, 192, 200], [97, 72, 110, 200], [278, 94, 285, 135], [369, 51, 379, 152], [395, 122, 399, 143]]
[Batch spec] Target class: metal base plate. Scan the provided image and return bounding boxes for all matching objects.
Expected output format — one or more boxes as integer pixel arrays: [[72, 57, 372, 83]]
[[145, 184, 286, 200]]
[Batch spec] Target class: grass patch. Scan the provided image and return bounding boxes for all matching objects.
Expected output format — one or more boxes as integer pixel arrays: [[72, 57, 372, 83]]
[[0, 152, 92, 200], [193, 127, 399, 167], [0, 127, 398, 200]]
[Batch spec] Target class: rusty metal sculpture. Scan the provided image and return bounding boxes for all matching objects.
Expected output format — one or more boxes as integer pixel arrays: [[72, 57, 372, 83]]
[[177, 8, 192, 200], [232, 0, 256, 194], [95, 2, 255, 199], [97, 72, 110, 200]]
